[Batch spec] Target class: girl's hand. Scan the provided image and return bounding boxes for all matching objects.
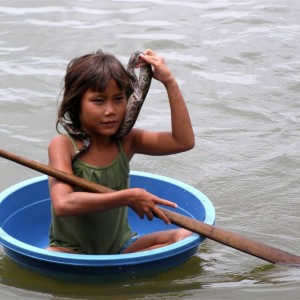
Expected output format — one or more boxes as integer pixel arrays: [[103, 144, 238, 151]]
[[136, 49, 175, 87], [127, 188, 177, 224]]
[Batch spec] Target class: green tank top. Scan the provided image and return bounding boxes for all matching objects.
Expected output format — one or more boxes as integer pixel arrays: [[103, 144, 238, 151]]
[[49, 137, 134, 254]]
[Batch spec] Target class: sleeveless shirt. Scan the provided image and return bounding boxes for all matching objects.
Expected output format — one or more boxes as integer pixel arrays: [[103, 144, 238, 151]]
[[49, 137, 134, 254]]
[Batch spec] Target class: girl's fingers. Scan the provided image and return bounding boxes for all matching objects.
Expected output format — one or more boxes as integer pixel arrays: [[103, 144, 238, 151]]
[[152, 197, 177, 224], [138, 211, 144, 219], [139, 51, 161, 66], [144, 49, 156, 56], [138, 53, 151, 65], [131, 189, 176, 224], [151, 206, 170, 224], [145, 210, 154, 221], [135, 55, 149, 67], [156, 198, 178, 209]]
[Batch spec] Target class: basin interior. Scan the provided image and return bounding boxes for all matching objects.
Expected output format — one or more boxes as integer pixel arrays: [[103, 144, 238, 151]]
[[0, 173, 207, 249]]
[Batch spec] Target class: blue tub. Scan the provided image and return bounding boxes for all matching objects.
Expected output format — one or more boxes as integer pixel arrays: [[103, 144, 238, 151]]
[[0, 171, 215, 278]]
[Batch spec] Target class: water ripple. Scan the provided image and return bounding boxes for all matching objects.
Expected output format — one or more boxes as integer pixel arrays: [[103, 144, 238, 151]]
[[24, 18, 177, 29], [0, 46, 28, 53], [113, 0, 237, 10], [193, 70, 258, 85], [115, 33, 186, 40], [0, 6, 68, 15], [0, 6, 147, 16]]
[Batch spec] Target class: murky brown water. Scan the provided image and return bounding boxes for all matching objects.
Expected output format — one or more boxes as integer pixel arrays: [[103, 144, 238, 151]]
[[0, 0, 299, 299]]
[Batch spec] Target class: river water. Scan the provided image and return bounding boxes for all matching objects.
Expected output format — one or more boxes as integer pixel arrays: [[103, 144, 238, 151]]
[[0, 0, 299, 299]]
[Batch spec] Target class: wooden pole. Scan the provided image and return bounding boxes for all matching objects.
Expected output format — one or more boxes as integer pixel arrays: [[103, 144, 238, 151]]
[[0, 148, 299, 266]]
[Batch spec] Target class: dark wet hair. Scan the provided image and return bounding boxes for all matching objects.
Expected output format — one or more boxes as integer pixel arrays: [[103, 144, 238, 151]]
[[57, 50, 133, 132]]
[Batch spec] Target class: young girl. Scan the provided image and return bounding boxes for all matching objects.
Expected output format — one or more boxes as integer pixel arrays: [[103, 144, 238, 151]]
[[47, 49, 195, 254]]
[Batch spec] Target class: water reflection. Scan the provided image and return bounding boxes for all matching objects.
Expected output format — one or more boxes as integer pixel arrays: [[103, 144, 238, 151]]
[[2, 245, 300, 300]]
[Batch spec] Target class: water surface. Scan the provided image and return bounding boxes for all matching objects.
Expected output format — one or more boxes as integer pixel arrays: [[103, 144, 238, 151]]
[[0, 0, 299, 299]]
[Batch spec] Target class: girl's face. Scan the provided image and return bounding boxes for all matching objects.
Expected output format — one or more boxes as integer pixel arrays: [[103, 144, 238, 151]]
[[79, 78, 127, 137]]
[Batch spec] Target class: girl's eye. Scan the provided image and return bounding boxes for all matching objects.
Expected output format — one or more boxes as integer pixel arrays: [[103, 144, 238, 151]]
[[92, 98, 104, 103], [115, 95, 126, 102]]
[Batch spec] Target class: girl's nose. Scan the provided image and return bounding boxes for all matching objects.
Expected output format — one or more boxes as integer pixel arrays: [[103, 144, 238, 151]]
[[104, 103, 116, 115]]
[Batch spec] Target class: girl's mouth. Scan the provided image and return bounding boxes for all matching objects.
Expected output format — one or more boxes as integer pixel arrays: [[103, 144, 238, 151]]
[[101, 120, 119, 128]]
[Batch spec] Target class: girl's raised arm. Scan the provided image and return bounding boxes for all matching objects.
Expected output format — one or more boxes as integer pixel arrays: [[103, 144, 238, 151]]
[[130, 49, 195, 156]]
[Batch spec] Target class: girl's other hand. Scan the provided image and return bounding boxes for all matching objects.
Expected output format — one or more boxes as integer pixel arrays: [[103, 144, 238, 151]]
[[126, 188, 177, 224], [137, 49, 175, 86]]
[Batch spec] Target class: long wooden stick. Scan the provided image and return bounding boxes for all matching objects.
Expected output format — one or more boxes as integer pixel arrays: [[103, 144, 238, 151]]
[[0, 147, 299, 266]]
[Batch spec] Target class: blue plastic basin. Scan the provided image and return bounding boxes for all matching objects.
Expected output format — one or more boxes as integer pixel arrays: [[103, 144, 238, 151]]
[[0, 171, 215, 278]]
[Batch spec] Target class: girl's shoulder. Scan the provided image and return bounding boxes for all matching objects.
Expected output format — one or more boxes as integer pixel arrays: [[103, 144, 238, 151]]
[[48, 134, 77, 158], [119, 128, 142, 160], [49, 134, 70, 147]]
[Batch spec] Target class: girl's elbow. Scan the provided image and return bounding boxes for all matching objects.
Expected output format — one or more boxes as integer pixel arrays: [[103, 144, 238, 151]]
[[52, 201, 70, 217], [188, 141, 195, 151], [183, 137, 195, 151], [177, 139, 195, 153], [185, 143, 195, 152]]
